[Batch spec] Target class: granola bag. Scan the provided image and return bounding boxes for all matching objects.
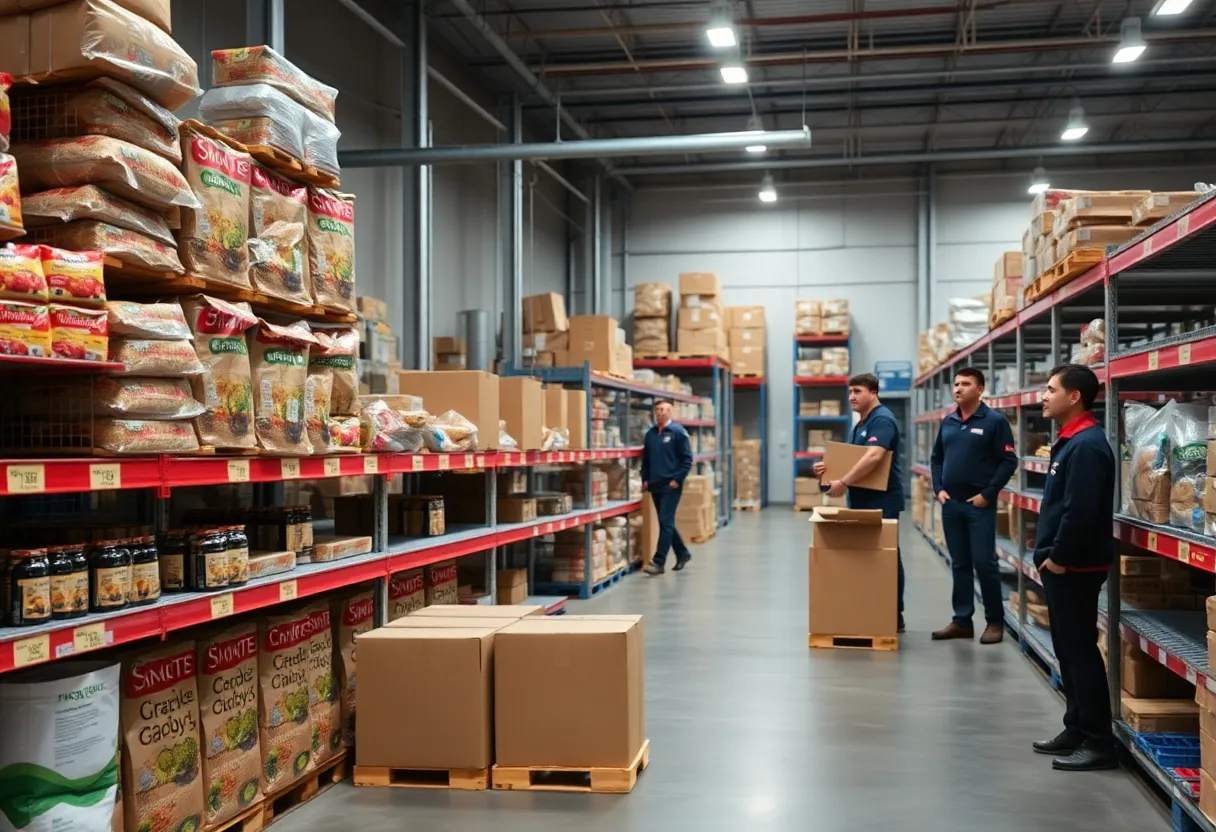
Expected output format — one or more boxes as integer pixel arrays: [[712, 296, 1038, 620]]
[[33, 220, 185, 274], [332, 590, 374, 748], [0, 243, 48, 301], [197, 624, 262, 830], [257, 608, 315, 792], [308, 326, 358, 416], [94, 376, 205, 419], [22, 186, 176, 246], [94, 418, 200, 453], [306, 189, 354, 310], [105, 299, 190, 340], [303, 362, 332, 452], [328, 416, 361, 452], [199, 84, 306, 160], [249, 319, 317, 455], [12, 136, 199, 213], [359, 400, 423, 453], [249, 165, 310, 305], [181, 295, 257, 450], [1123, 401, 1170, 524], [0, 153, 20, 228], [302, 602, 342, 764], [179, 124, 252, 287], [212, 46, 338, 123], [109, 338, 204, 377], [41, 246, 106, 305], [1169, 402, 1207, 531]]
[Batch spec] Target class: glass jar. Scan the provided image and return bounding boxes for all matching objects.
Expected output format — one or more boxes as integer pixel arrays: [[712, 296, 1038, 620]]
[[189, 529, 229, 591], [287, 506, 314, 561], [225, 525, 249, 586], [88, 540, 131, 613], [129, 536, 161, 606], [7, 549, 51, 627], [48, 546, 84, 620], [158, 532, 187, 592]]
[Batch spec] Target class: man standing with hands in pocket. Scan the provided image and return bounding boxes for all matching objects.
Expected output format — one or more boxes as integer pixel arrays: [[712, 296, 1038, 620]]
[[642, 399, 694, 576], [930, 367, 1018, 644]]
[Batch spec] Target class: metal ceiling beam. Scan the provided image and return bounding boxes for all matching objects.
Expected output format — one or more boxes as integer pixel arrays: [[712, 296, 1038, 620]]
[[339, 126, 811, 167], [613, 137, 1216, 175]]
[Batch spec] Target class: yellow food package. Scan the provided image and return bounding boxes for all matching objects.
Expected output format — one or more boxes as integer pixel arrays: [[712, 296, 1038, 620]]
[[0, 299, 51, 357], [50, 303, 108, 361]]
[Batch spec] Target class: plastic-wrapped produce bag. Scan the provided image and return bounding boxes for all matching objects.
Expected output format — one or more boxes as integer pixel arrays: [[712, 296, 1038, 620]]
[[1169, 403, 1207, 531], [1123, 401, 1170, 524]]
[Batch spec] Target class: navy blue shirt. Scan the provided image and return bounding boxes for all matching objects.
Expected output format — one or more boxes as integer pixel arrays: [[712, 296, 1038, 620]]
[[930, 402, 1018, 504], [641, 421, 693, 489], [847, 403, 903, 513], [1032, 415, 1116, 571]]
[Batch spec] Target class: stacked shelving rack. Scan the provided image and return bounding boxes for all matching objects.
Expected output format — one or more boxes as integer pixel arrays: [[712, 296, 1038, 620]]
[[793, 334, 852, 485], [911, 190, 1216, 831], [732, 374, 768, 506]]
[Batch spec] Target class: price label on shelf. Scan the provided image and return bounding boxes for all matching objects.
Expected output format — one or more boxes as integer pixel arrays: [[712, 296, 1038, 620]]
[[210, 594, 234, 619], [363, 456, 379, 474], [1177, 214, 1190, 237], [1188, 666, 1198, 684], [438, 455, 450, 470], [7, 464, 45, 494], [475, 455, 485, 468], [281, 459, 301, 479], [411, 455, 424, 472], [13, 634, 50, 668], [89, 463, 121, 491], [464, 454, 475, 469], [324, 458, 341, 477], [72, 623, 107, 654], [279, 580, 298, 602], [1140, 636, 1149, 652], [227, 460, 250, 483], [1179, 344, 1192, 366], [1147, 531, 1159, 551], [1179, 541, 1191, 564], [1147, 351, 1159, 372]]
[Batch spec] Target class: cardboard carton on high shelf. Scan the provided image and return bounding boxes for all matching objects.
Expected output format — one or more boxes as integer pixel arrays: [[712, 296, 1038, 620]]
[[821, 441, 892, 490], [678, 328, 726, 355], [355, 625, 500, 769], [494, 616, 645, 767], [564, 315, 623, 375], [678, 272, 721, 297], [808, 508, 899, 637], [615, 342, 634, 375], [821, 315, 850, 336], [634, 282, 672, 317], [1120, 695, 1199, 734], [993, 252, 1022, 284], [1132, 191, 1200, 226], [728, 328, 766, 349], [397, 370, 500, 450], [1056, 226, 1139, 259], [498, 496, 537, 523], [728, 306, 765, 329], [357, 296, 389, 323], [497, 569, 529, 605], [729, 345, 764, 376], [566, 389, 588, 450], [1058, 191, 1152, 230], [499, 375, 544, 451], [522, 292, 569, 333], [633, 317, 669, 354], [543, 386, 568, 434], [676, 304, 723, 331]]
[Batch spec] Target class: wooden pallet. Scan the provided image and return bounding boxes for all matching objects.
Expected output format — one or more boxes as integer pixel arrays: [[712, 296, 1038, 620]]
[[734, 372, 765, 379], [808, 633, 899, 651], [492, 739, 650, 794], [689, 531, 715, 544], [353, 764, 489, 791], [210, 802, 266, 832], [0, 222, 25, 242], [734, 504, 761, 512], [1022, 249, 1104, 302], [989, 307, 1015, 330], [183, 119, 341, 189], [635, 352, 671, 360], [260, 750, 349, 827]]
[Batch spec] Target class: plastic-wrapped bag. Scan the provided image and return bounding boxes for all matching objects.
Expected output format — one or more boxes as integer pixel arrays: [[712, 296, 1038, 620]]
[[499, 420, 518, 450], [94, 376, 205, 419], [178, 123, 251, 287], [199, 84, 306, 159], [248, 319, 317, 455], [426, 410, 477, 452], [249, 165, 310, 305], [359, 400, 423, 452], [32, 220, 184, 274], [1079, 318, 1105, 366], [0, 153, 19, 229], [304, 368, 332, 452], [301, 108, 340, 175], [328, 416, 361, 452], [1123, 401, 1170, 524], [308, 326, 359, 416], [1169, 403, 1207, 531], [105, 300, 190, 340], [307, 188, 355, 310], [21, 186, 175, 246], [0, 244, 48, 302], [181, 295, 257, 450], [93, 418, 200, 453], [212, 46, 338, 123], [109, 338, 205, 377], [0, 72, 10, 153]]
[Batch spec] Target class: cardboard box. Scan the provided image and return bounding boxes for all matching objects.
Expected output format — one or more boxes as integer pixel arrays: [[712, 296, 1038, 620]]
[[397, 370, 500, 449], [411, 604, 545, 619], [387, 616, 520, 628], [821, 441, 892, 491], [522, 292, 569, 333], [677, 304, 723, 331], [993, 252, 1022, 284], [565, 315, 622, 374], [633, 282, 671, 317], [641, 496, 659, 566], [1120, 695, 1199, 734], [1121, 555, 1162, 576], [729, 345, 764, 376], [499, 376, 544, 451], [1123, 642, 1194, 698], [355, 627, 497, 769], [728, 306, 765, 328], [795, 477, 820, 495], [358, 296, 389, 322], [566, 389, 587, 449], [494, 616, 645, 767], [426, 560, 459, 606], [678, 272, 721, 297], [678, 328, 726, 355], [808, 508, 899, 637], [498, 496, 537, 523], [543, 386, 567, 433], [496, 569, 529, 605], [1201, 770, 1216, 823], [433, 335, 465, 354], [1209, 595, 1216, 631], [728, 327, 766, 349]]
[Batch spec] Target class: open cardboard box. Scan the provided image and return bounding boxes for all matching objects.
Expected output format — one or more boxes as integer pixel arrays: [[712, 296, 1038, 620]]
[[808, 508, 899, 637]]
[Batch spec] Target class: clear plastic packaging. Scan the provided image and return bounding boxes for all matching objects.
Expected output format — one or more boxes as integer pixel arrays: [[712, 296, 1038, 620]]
[[0, 153, 21, 228], [1079, 318, 1105, 366], [308, 326, 359, 416], [249, 319, 317, 455], [109, 338, 205, 377], [41, 247, 105, 305], [94, 376, 205, 419], [633, 282, 670, 317], [199, 84, 306, 159], [425, 410, 478, 452], [306, 189, 355, 310], [178, 123, 251, 287], [180, 295, 257, 450], [328, 415, 361, 452], [359, 400, 424, 452], [211, 46, 337, 124], [1123, 402, 1170, 524], [499, 421, 518, 450], [12, 136, 200, 213], [105, 300, 190, 340], [93, 418, 200, 453], [300, 108, 340, 175], [1169, 403, 1207, 532], [21, 186, 176, 246], [31, 221, 184, 274], [303, 370, 331, 452], [248, 165, 310, 304]]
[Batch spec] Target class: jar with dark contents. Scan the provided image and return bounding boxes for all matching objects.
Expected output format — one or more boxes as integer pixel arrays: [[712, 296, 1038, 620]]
[[7, 549, 51, 627], [48, 546, 87, 620], [287, 506, 314, 561], [158, 532, 187, 592], [128, 536, 161, 606], [225, 525, 249, 586], [189, 529, 229, 591], [88, 541, 130, 613]]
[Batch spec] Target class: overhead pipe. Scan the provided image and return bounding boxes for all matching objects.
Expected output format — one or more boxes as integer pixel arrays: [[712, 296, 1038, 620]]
[[613, 138, 1216, 176], [339, 126, 811, 167]]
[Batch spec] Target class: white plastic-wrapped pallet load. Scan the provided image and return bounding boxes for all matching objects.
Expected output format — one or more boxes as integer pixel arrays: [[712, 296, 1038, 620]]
[[0, 662, 121, 832]]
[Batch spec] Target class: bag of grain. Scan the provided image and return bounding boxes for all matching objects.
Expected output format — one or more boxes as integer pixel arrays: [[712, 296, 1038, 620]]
[[211, 46, 338, 123], [308, 325, 359, 416], [32, 220, 185, 274], [181, 295, 257, 450], [387, 568, 424, 620], [302, 601, 342, 764], [248, 165, 310, 306], [120, 642, 204, 832], [22, 186, 176, 247], [332, 589, 375, 747], [0, 661, 120, 832], [197, 625, 261, 830], [178, 124, 252, 287], [257, 608, 315, 792], [306, 189, 355, 311], [249, 319, 317, 455]]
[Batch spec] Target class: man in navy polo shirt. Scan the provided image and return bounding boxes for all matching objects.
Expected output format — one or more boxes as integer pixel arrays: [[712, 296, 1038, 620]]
[[641, 399, 694, 576], [813, 372, 906, 632], [930, 367, 1018, 644]]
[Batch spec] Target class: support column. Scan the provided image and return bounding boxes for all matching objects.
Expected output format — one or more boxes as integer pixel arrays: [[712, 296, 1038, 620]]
[[399, 0, 428, 369], [246, 0, 284, 52], [501, 95, 524, 369]]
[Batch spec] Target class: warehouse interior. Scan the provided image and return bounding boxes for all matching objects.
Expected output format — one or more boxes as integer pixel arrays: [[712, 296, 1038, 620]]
[[1, 0, 1215, 830]]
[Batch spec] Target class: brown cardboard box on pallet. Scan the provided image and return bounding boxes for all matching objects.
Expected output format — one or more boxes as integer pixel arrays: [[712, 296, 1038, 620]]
[[1132, 192, 1200, 226], [634, 282, 671, 317], [1122, 641, 1194, 698], [494, 616, 645, 767], [499, 376, 544, 451], [728, 306, 766, 328], [678, 272, 721, 297], [1121, 695, 1199, 733], [1058, 192, 1151, 230], [808, 508, 899, 637], [397, 370, 500, 450], [678, 328, 726, 355], [1056, 226, 1139, 259], [728, 327, 766, 349], [729, 345, 764, 376], [677, 304, 723, 331], [522, 292, 569, 333]]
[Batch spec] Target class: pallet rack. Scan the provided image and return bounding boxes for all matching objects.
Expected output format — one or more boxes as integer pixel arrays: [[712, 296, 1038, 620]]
[[911, 190, 1216, 832], [793, 334, 852, 486], [732, 374, 767, 507], [632, 356, 734, 529]]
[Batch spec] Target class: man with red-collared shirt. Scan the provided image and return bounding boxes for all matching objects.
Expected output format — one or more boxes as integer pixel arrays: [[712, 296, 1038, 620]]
[[1031, 364, 1117, 772]]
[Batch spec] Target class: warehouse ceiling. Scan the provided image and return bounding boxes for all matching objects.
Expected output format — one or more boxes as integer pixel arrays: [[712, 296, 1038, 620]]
[[428, 0, 1216, 179]]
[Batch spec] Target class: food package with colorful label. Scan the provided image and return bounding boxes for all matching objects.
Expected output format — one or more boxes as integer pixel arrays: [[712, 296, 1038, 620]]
[[0, 72, 10, 152], [34, 220, 185, 274], [0, 244, 48, 301], [248, 318, 318, 455], [0, 152, 20, 228], [306, 189, 354, 311], [0, 299, 50, 356], [211, 46, 338, 123], [180, 294, 258, 450], [248, 164, 310, 305], [41, 246, 106, 304], [178, 123, 252, 287], [22, 185, 175, 246], [50, 302, 108, 361]]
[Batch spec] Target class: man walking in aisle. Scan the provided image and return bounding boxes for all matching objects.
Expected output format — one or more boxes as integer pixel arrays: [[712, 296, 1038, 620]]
[[930, 367, 1018, 644], [641, 399, 694, 575], [813, 373, 906, 632], [1031, 364, 1117, 772]]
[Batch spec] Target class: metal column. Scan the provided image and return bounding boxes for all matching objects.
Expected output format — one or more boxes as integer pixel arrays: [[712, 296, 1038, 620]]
[[400, 0, 429, 370], [1104, 271, 1121, 716], [592, 176, 604, 314], [501, 95, 524, 368], [246, 0, 284, 52]]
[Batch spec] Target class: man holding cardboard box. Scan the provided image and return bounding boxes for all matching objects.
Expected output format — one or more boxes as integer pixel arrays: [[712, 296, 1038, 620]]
[[641, 399, 694, 575]]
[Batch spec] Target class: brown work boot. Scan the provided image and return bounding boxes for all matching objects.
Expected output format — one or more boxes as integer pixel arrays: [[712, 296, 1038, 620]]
[[931, 621, 975, 640], [980, 623, 1004, 644]]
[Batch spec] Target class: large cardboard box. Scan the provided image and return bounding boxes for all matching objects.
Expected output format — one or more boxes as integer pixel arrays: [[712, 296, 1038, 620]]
[[397, 370, 500, 449], [678, 328, 726, 355], [728, 306, 765, 329], [496, 569, 529, 605], [678, 272, 721, 297], [1202, 771, 1216, 823], [522, 292, 569, 333], [729, 345, 764, 376], [565, 389, 587, 449], [808, 508, 899, 637], [543, 386, 568, 433], [499, 376, 544, 451], [355, 626, 498, 769], [728, 328, 766, 349], [993, 252, 1022, 284], [641, 497, 659, 566], [566, 315, 621, 374], [821, 441, 892, 491], [1122, 642, 1194, 698], [676, 304, 723, 331], [387, 616, 520, 628], [495, 616, 645, 767], [1120, 695, 1199, 734]]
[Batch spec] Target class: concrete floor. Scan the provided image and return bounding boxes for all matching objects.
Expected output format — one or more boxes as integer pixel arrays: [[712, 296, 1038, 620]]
[[280, 510, 1170, 831]]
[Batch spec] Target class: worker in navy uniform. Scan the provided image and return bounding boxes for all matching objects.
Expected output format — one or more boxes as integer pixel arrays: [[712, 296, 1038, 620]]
[[641, 399, 694, 576], [813, 372, 906, 633], [930, 367, 1018, 644], [1031, 364, 1117, 772]]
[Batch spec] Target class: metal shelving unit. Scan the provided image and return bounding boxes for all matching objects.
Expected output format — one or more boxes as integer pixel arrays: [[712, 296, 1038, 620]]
[[911, 190, 1216, 829], [793, 334, 851, 486], [732, 374, 768, 507]]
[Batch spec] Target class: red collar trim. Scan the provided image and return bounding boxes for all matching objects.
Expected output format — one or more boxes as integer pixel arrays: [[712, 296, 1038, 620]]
[[1059, 412, 1098, 439]]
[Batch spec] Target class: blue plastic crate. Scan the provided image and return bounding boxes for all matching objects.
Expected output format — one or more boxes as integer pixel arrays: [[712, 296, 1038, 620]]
[[1134, 733, 1202, 768], [874, 360, 912, 393]]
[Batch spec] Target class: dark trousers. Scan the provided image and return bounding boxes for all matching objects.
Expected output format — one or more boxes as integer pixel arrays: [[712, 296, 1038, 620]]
[[941, 500, 1003, 625], [649, 485, 690, 567], [1042, 569, 1113, 748], [873, 502, 906, 614]]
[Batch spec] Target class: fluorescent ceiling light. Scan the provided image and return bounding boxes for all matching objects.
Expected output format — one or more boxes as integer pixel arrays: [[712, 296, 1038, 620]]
[[706, 26, 736, 47], [745, 114, 766, 153], [1113, 17, 1146, 63], [1028, 166, 1050, 195], [758, 173, 777, 203], [1060, 105, 1088, 141], [721, 65, 748, 84], [1153, 0, 1192, 15], [746, 144, 767, 154]]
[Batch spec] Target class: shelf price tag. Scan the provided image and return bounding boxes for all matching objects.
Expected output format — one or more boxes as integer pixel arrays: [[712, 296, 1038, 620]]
[[411, 455, 424, 472], [1179, 344, 1193, 365], [1147, 351, 1159, 372], [227, 460, 250, 483], [323, 458, 341, 477], [89, 463, 121, 490], [1188, 667, 1198, 684], [475, 455, 485, 468], [281, 459, 301, 479], [363, 456, 379, 474], [1147, 531, 1159, 551], [278, 580, 298, 602], [1143, 237, 1153, 257], [464, 454, 475, 469], [210, 594, 234, 619], [438, 455, 450, 470], [1177, 214, 1190, 237], [1179, 541, 1191, 564], [7, 464, 45, 494], [13, 634, 50, 668], [72, 623, 107, 654]]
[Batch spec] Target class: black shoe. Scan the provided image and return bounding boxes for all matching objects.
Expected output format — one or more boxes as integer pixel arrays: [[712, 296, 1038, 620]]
[[1052, 742, 1118, 772], [898, 614, 906, 634], [643, 564, 665, 576], [1033, 729, 1083, 756], [673, 554, 691, 571]]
